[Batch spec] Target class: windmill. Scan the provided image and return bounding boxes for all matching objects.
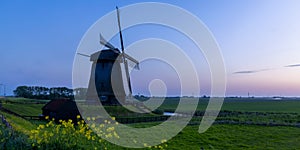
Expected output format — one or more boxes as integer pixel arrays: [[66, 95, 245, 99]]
[[85, 7, 139, 105]]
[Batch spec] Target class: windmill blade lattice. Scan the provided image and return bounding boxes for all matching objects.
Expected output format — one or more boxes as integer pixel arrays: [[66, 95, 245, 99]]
[[122, 53, 140, 70]]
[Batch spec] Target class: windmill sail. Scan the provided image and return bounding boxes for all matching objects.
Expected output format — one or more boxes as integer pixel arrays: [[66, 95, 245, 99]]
[[100, 34, 116, 50], [122, 53, 140, 70], [116, 7, 125, 53], [77, 52, 90, 58], [116, 6, 133, 96]]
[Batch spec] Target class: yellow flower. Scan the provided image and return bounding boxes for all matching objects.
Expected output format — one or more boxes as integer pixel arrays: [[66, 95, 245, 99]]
[[113, 131, 120, 139], [39, 125, 45, 129], [37, 139, 42, 144], [87, 117, 91, 121], [161, 139, 167, 143], [76, 115, 81, 119], [105, 133, 112, 138], [143, 143, 148, 147], [106, 127, 114, 132], [45, 116, 49, 120], [28, 116, 121, 148]]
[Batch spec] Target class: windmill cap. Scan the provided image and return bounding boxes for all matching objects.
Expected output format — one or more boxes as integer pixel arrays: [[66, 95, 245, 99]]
[[90, 49, 121, 62]]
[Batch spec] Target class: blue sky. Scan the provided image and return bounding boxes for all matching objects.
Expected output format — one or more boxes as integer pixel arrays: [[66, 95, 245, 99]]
[[1, 0, 300, 97]]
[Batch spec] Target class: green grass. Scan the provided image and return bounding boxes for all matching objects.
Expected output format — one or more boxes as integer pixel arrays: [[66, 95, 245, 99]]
[[1, 103, 44, 116], [2, 113, 299, 150], [1, 97, 300, 149], [1, 97, 50, 103], [189, 112, 300, 126], [154, 97, 300, 113], [3, 97, 300, 117], [1, 113, 299, 149], [166, 124, 300, 149], [221, 99, 300, 113], [0, 121, 31, 149], [113, 122, 300, 149], [0, 112, 37, 135]]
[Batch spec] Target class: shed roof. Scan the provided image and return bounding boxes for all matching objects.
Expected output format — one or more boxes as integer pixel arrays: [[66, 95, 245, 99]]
[[42, 99, 78, 113]]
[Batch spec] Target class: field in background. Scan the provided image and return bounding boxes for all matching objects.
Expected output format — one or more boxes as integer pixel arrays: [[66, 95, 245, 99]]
[[2, 97, 300, 115], [1, 97, 300, 149], [145, 97, 300, 113]]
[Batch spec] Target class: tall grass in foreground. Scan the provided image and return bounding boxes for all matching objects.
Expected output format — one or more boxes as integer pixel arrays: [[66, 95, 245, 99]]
[[0, 122, 31, 149]]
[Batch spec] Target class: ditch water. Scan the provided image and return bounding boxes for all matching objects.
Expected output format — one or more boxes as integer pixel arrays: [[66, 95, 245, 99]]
[[163, 112, 179, 116]]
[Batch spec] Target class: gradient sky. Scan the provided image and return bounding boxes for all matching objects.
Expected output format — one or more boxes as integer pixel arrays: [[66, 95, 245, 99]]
[[1, 0, 300, 97]]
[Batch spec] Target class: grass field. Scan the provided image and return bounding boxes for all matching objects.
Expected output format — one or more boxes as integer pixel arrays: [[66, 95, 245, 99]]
[[221, 99, 300, 113], [1, 97, 300, 149], [1, 103, 44, 116], [0, 97, 50, 104], [154, 97, 300, 113], [166, 124, 300, 149], [0, 111, 37, 134]]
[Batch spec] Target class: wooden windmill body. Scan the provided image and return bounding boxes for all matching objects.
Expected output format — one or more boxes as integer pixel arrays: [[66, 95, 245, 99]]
[[85, 7, 139, 105]]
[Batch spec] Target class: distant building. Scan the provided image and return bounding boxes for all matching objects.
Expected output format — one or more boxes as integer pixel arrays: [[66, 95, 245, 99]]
[[42, 99, 80, 121]]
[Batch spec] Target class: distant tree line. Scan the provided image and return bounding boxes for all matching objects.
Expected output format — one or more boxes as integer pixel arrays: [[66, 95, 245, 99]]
[[13, 86, 87, 100]]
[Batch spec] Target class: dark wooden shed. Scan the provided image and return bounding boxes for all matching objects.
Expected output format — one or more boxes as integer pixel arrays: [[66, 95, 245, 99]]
[[42, 99, 80, 121]]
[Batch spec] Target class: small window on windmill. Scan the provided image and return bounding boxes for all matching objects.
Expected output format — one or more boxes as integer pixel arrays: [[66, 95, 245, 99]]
[[100, 95, 108, 101]]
